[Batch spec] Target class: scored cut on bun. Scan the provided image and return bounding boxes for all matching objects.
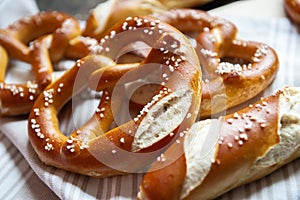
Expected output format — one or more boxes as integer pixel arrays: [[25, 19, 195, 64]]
[[138, 86, 300, 200]]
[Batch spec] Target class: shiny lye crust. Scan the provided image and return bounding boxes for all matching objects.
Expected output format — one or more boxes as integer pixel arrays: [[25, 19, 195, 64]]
[[153, 9, 279, 118], [0, 11, 81, 116], [285, 0, 300, 24], [85, 7, 279, 118], [0, 11, 81, 63], [0, 11, 99, 116], [28, 16, 202, 177], [138, 87, 300, 200]]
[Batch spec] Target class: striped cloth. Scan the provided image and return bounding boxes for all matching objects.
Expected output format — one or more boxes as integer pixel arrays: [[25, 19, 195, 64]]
[[1, 1, 300, 199]]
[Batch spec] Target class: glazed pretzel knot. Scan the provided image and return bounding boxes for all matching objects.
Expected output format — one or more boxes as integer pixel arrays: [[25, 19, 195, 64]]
[[28, 16, 201, 177], [0, 11, 82, 116], [150, 9, 279, 118]]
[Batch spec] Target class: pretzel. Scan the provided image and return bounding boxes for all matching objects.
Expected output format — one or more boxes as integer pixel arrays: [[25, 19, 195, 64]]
[[0, 11, 82, 116], [138, 86, 300, 200], [28, 16, 202, 177], [83, 0, 166, 40], [149, 9, 279, 118], [285, 0, 300, 24]]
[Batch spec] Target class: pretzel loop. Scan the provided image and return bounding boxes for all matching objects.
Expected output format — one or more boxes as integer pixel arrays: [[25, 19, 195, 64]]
[[0, 11, 82, 116], [28, 16, 201, 177], [153, 9, 279, 118]]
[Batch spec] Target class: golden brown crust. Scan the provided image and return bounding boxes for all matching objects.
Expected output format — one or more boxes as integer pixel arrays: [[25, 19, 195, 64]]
[[153, 9, 279, 118], [138, 90, 283, 200], [0, 11, 81, 62], [200, 40, 279, 118], [285, 0, 300, 24], [28, 16, 202, 177], [189, 92, 281, 199], [0, 11, 82, 116], [65, 36, 98, 59], [138, 136, 187, 200], [88, 63, 141, 91]]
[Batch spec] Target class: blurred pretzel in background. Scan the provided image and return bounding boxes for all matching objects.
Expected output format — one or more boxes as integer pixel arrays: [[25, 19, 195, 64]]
[[83, 0, 213, 40], [284, 0, 300, 24], [0, 11, 81, 116]]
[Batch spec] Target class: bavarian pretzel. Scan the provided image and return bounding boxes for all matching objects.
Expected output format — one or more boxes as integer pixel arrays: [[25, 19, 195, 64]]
[[28, 16, 202, 177], [149, 9, 279, 118], [138, 86, 300, 200], [0, 11, 81, 116], [285, 0, 300, 24]]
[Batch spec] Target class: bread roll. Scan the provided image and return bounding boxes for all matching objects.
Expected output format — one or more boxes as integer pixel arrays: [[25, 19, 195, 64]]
[[138, 86, 300, 199]]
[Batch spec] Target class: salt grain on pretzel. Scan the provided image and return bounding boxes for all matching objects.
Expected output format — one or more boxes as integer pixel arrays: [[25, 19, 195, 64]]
[[28, 16, 201, 177]]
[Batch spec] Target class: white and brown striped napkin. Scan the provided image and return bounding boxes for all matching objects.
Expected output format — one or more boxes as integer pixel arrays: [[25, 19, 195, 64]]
[[0, 0, 300, 199]]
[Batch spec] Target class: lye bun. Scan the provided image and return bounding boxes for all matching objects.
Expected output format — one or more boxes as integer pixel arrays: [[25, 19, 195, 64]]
[[138, 86, 300, 200]]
